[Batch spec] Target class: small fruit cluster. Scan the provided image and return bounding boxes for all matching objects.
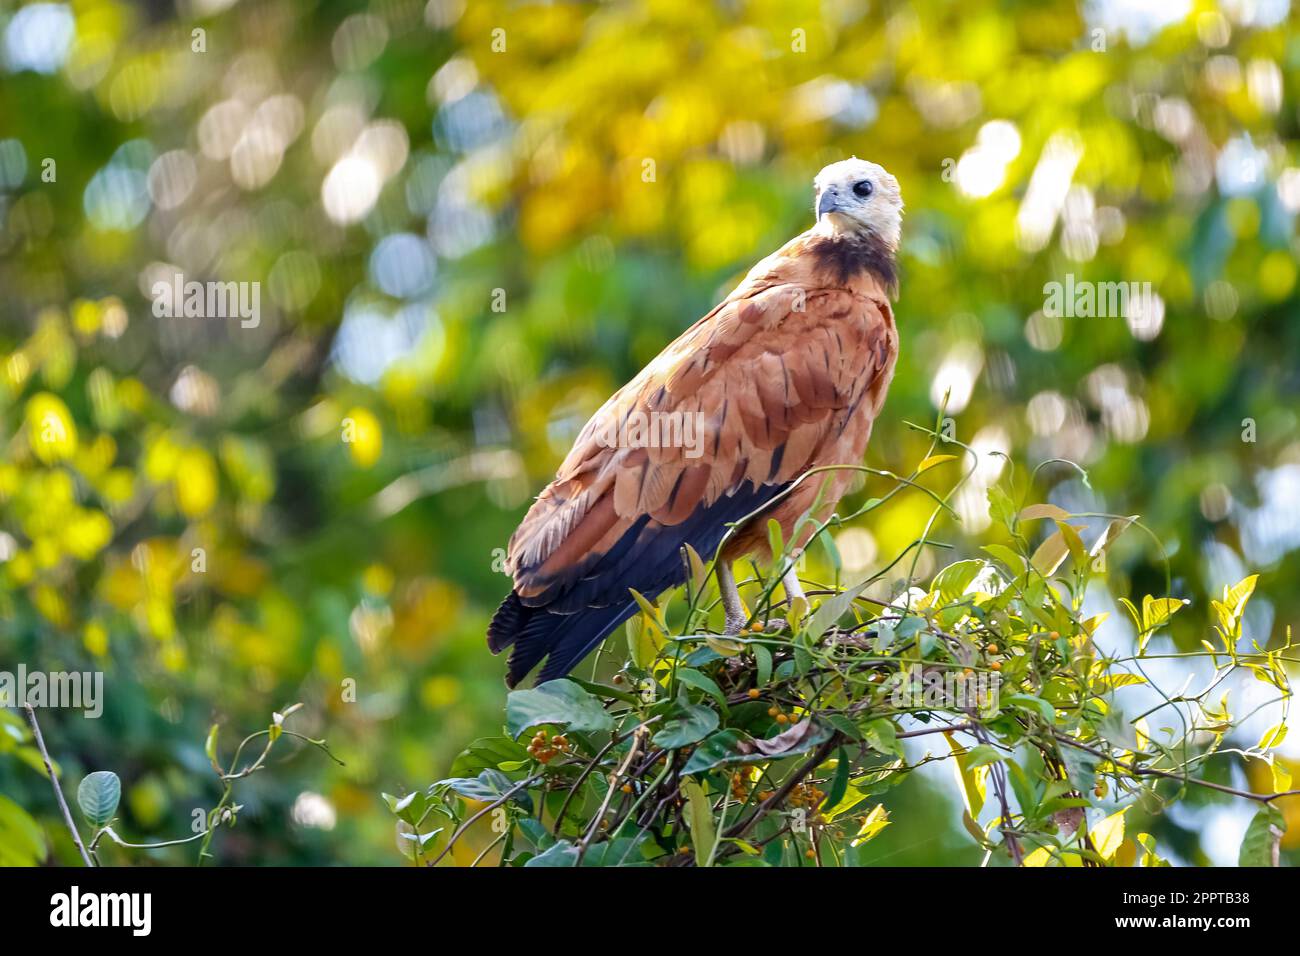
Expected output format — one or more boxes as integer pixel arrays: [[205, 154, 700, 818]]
[[788, 782, 825, 810], [766, 705, 791, 725], [730, 770, 752, 801], [527, 730, 569, 763]]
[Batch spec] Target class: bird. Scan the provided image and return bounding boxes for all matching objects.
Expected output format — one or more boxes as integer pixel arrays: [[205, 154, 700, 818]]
[[488, 157, 903, 687]]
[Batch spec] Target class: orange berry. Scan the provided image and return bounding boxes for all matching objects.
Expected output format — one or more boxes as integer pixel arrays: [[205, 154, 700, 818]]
[[986, 643, 999, 654], [776, 713, 789, 724], [747, 688, 761, 699], [990, 661, 1002, 671], [768, 706, 779, 717]]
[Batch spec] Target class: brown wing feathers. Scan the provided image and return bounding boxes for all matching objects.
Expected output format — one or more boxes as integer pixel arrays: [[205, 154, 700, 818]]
[[488, 232, 898, 686]]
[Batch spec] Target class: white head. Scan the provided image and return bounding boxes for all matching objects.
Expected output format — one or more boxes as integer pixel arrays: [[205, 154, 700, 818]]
[[812, 157, 903, 249]]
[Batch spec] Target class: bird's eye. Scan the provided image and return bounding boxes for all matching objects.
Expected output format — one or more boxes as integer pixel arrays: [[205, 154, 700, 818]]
[[852, 180, 874, 198]]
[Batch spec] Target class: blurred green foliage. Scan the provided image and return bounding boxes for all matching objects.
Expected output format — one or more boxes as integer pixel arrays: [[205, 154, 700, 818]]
[[0, 0, 1298, 864]]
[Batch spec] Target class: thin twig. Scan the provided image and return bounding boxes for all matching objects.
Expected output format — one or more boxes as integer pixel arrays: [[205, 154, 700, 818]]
[[22, 704, 94, 867], [1052, 732, 1300, 803]]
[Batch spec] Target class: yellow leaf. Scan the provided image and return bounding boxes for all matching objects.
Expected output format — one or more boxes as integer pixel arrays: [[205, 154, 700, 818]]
[[704, 636, 745, 656], [1090, 806, 1128, 862], [1018, 503, 1071, 521], [682, 779, 716, 865], [850, 804, 890, 846], [683, 543, 709, 592], [1022, 845, 1054, 867], [1258, 722, 1288, 751], [917, 454, 958, 473], [1272, 760, 1292, 794], [944, 733, 985, 819], [1030, 530, 1069, 577], [628, 588, 668, 635]]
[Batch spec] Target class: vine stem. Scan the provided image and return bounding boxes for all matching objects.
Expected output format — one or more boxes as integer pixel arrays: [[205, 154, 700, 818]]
[[22, 704, 94, 867], [1052, 731, 1300, 803]]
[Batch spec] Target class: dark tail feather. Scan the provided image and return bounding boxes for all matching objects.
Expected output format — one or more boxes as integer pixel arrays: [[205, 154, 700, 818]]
[[488, 593, 636, 688], [487, 592, 529, 654]]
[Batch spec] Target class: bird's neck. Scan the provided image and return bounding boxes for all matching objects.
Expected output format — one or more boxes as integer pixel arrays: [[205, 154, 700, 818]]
[[805, 225, 899, 299]]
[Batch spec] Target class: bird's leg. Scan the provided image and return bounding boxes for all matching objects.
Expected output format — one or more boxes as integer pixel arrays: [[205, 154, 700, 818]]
[[759, 556, 807, 634], [781, 562, 807, 607], [716, 560, 749, 636]]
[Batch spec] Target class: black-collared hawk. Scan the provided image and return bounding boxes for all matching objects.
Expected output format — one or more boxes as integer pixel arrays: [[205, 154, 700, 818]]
[[489, 158, 903, 687]]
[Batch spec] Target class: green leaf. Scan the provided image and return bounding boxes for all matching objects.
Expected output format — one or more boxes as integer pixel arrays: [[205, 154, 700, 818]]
[[0, 794, 46, 866], [1006, 694, 1055, 724], [766, 518, 784, 562], [982, 544, 1026, 576], [823, 747, 851, 811], [674, 668, 727, 711], [1239, 805, 1285, 867], [652, 704, 719, 750], [1060, 746, 1099, 793], [930, 559, 983, 606], [754, 644, 772, 686], [806, 578, 870, 642], [525, 840, 579, 867], [441, 769, 532, 812], [1141, 595, 1188, 634], [506, 679, 615, 738], [680, 729, 754, 775], [682, 778, 717, 865], [204, 724, 220, 770], [76, 771, 121, 829], [987, 486, 1017, 530], [863, 718, 901, 757], [448, 735, 533, 777], [1097, 708, 1139, 752], [964, 744, 1005, 769]]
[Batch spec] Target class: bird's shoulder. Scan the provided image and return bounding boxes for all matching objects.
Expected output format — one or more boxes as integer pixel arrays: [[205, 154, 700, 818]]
[[504, 232, 898, 584]]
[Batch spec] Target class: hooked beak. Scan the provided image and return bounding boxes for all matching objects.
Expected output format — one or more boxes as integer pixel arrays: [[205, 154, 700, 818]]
[[817, 189, 842, 219]]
